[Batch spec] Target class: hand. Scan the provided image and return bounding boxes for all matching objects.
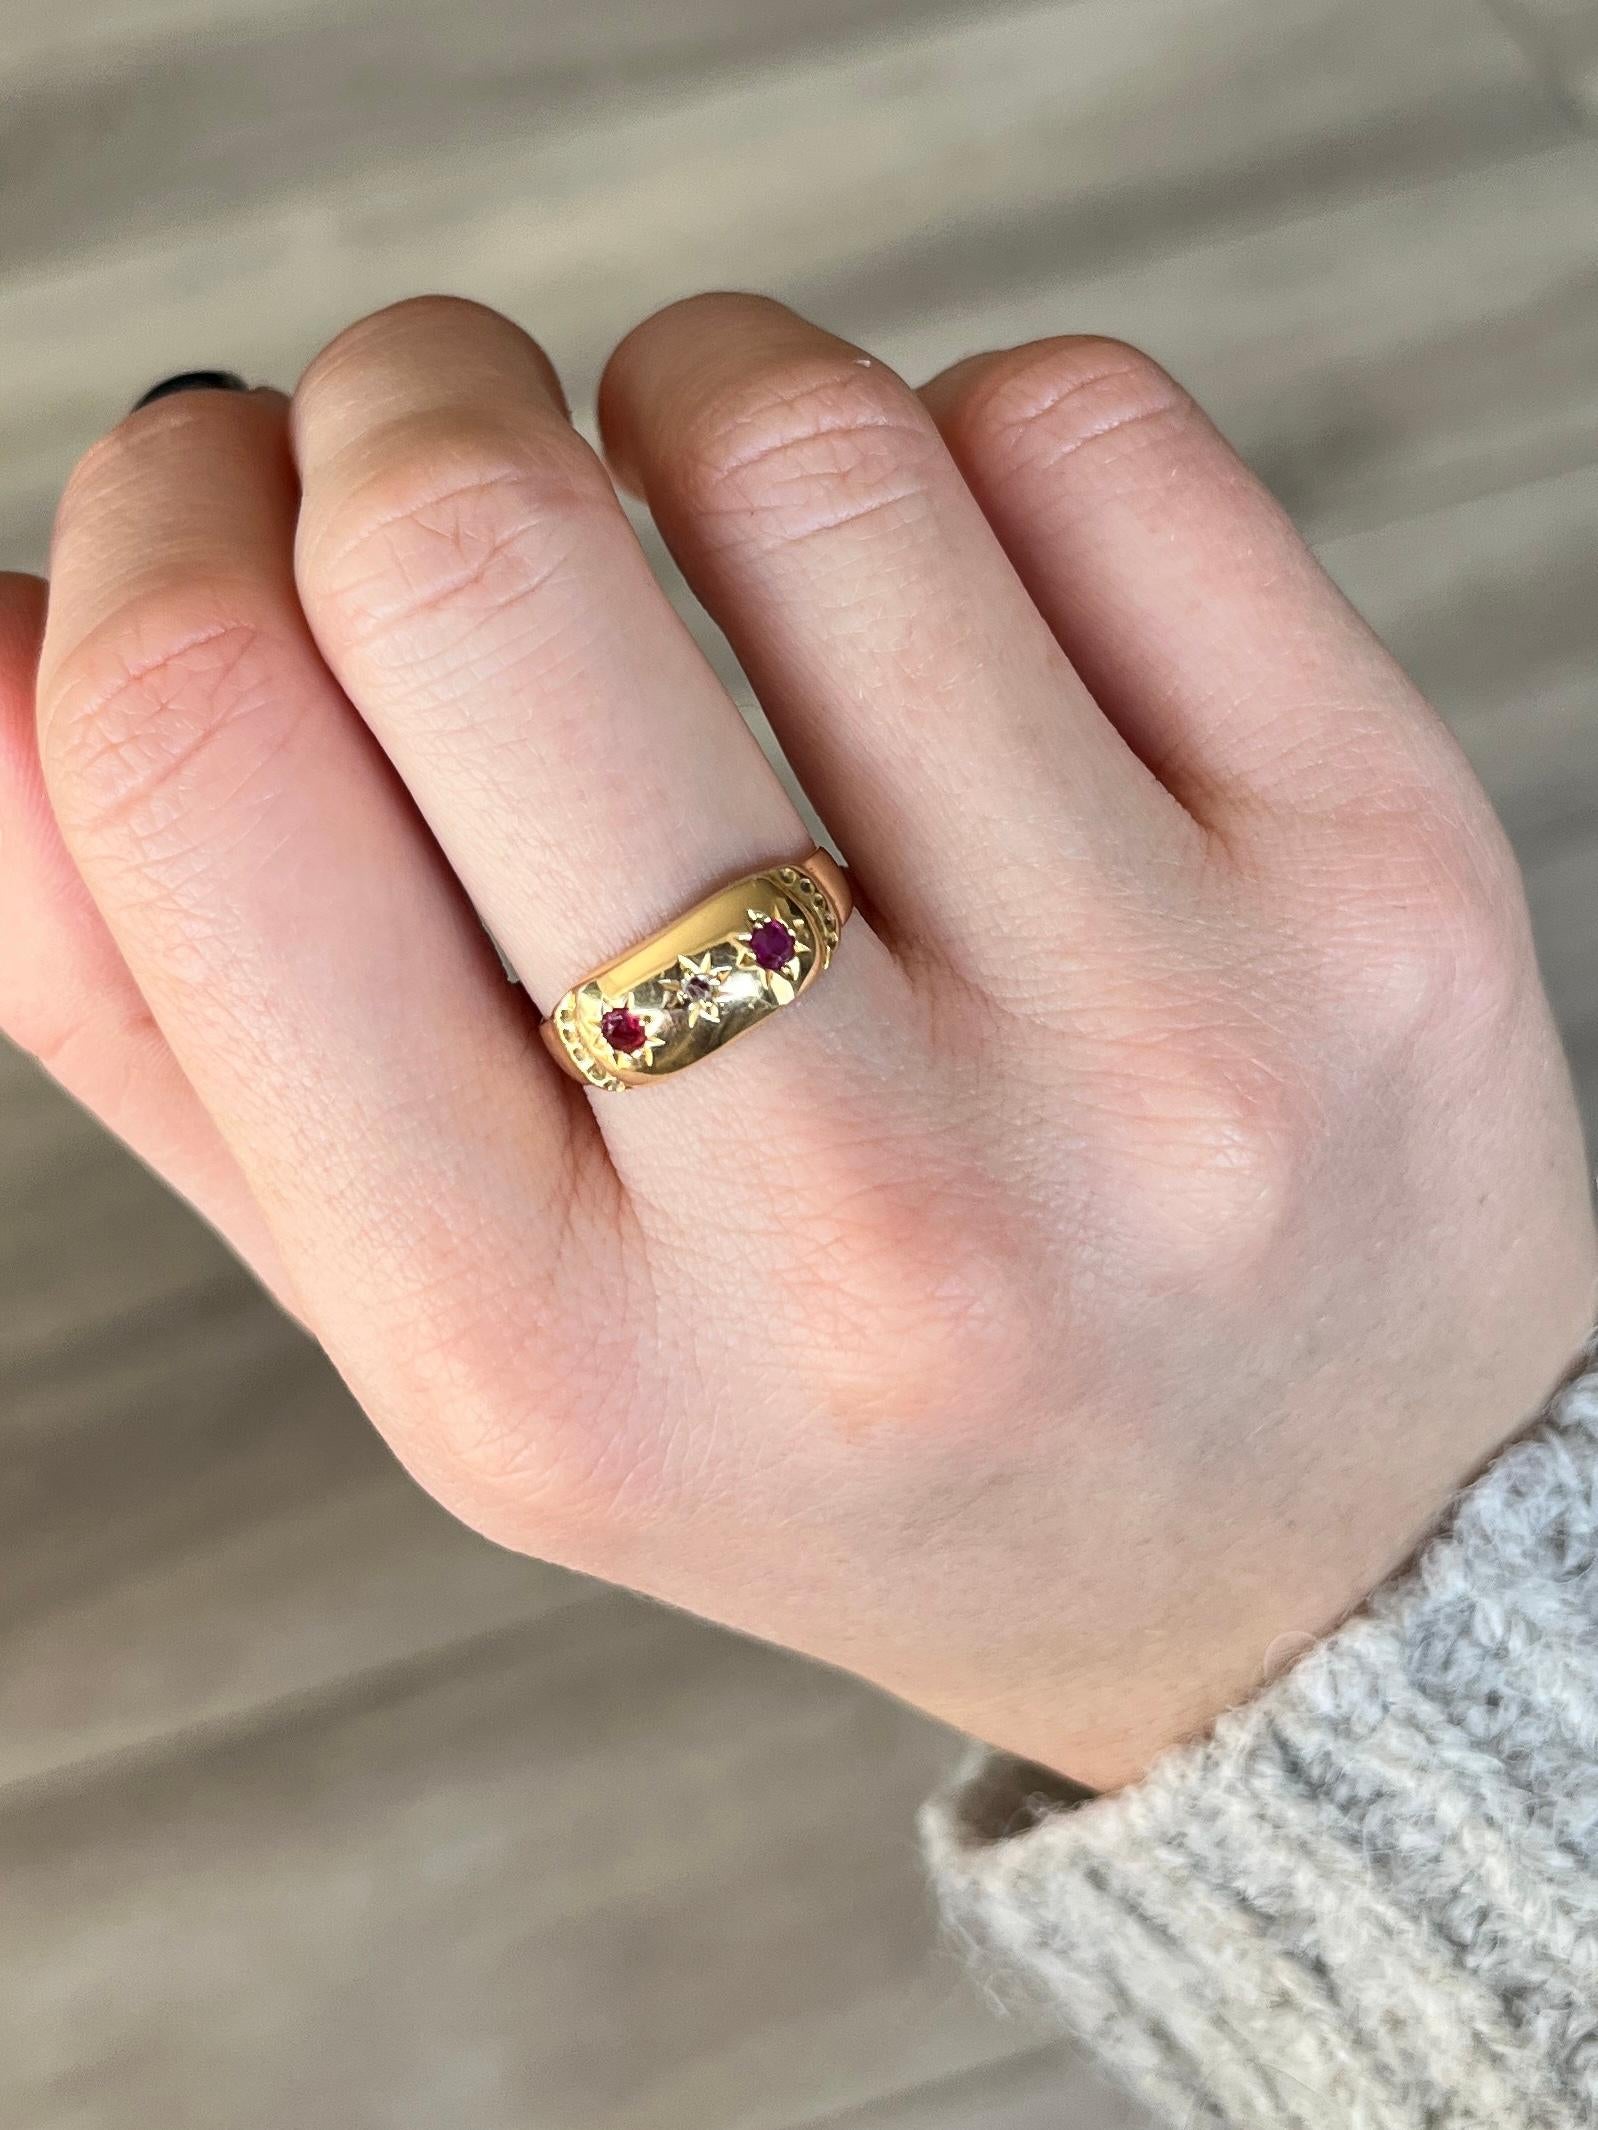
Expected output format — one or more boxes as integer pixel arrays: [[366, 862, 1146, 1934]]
[[4, 295, 1593, 1790]]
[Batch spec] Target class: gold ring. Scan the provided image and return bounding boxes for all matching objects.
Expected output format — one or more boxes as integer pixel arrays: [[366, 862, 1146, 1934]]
[[541, 851, 853, 1090]]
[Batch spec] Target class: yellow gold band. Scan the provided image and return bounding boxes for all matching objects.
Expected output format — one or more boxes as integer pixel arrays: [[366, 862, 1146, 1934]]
[[541, 851, 853, 1090]]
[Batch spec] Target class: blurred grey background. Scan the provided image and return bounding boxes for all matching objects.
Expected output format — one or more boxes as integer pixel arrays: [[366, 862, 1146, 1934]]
[[4, 2, 1598, 2125]]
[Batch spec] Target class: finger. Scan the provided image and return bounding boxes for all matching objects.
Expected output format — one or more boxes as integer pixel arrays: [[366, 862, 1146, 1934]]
[[292, 296, 810, 1002], [37, 379, 602, 1516], [919, 337, 1478, 839], [0, 570, 292, 1300], [598, 294, 1195, 976], [290, 297, 920, 1177]]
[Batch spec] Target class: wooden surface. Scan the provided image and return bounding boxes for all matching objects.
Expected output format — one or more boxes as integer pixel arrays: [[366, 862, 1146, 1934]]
[[3, 3, 1596, 2125]]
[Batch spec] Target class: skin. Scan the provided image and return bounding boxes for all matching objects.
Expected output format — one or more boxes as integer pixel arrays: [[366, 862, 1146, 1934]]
[[2, 292, 1593, 1791]]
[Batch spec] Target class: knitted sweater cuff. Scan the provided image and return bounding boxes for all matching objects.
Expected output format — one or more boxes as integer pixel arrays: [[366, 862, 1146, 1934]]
[[922, 1354, 1598, 2129]]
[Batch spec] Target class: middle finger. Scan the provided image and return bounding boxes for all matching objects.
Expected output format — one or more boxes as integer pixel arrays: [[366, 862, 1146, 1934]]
[[600, 295, 1199, 983]]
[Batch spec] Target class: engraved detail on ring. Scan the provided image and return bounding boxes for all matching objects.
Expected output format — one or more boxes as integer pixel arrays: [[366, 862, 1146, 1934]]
[[541, 856, 850, 1090]]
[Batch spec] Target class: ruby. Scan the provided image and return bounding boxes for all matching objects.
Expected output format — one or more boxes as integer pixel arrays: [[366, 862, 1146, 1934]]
[[748, 918, 795, 972], [600, 1007, 647, 1054]]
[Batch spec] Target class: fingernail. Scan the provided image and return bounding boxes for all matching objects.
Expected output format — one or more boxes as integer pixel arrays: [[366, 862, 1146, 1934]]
[[130, 370, 249, 411]]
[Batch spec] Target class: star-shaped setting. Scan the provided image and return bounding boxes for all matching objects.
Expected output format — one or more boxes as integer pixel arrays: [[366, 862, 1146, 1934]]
[[599, 1003, 665, 1066], [745, 915, 805, 1005], [663, 953, 729, 1028]]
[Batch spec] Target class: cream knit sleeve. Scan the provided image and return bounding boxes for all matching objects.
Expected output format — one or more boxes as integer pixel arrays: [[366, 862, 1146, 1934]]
[[923, 1353, 1598, 2129]]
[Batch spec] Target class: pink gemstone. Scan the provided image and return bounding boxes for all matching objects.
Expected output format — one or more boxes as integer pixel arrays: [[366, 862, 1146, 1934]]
[[749, 918, 795, 972], [600, 1007, 647, 1054]]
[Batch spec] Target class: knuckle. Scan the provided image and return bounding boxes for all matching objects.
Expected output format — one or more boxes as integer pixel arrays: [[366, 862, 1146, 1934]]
[[40, 580, 283, 853], [1326, 788, 1529, 1048], [365, 1184, 663, 1553], [678, 350, 941, 551], [1085, 1032, 1305, 1286], [779, 1149, 1040, 1441], [411, 1348, 661, 1563], [947, 335, 1193, 487], [303, 418, 615, 667]]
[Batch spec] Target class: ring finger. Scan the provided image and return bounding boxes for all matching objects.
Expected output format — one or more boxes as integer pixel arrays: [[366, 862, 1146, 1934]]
[[289, 298, 924, 1192]]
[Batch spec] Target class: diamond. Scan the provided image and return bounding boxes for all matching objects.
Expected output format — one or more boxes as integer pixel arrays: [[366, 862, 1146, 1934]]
[[664, 954, 727, 1026]]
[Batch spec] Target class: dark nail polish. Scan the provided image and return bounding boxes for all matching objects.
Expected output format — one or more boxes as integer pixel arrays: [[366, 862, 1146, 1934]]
[[131, 370, 249, 411]]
